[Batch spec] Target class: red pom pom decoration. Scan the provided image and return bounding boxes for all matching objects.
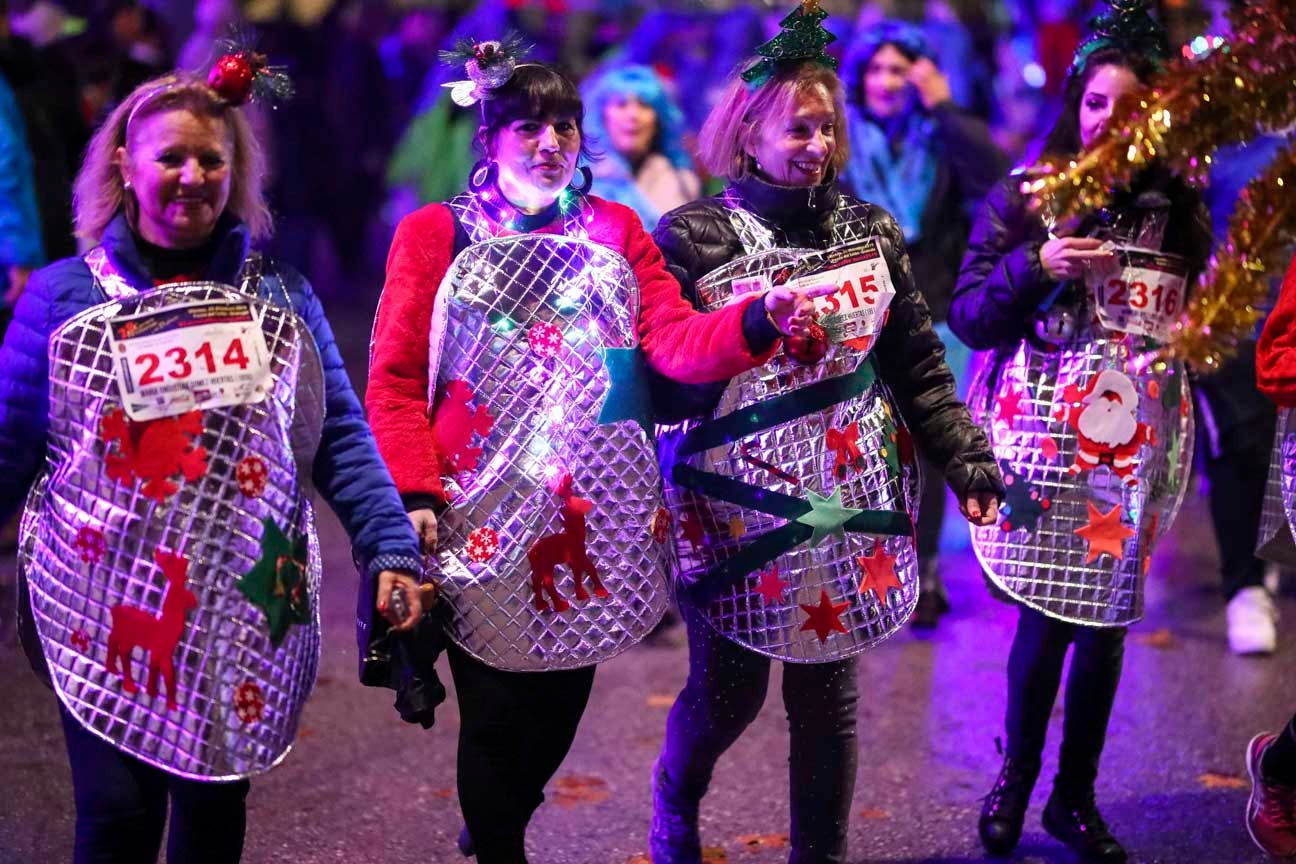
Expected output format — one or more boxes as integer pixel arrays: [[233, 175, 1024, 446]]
[[208, 53, 258, 105]]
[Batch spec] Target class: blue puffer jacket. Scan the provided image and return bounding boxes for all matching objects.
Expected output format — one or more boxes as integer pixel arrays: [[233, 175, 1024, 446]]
[[0, 212, 422, 587]]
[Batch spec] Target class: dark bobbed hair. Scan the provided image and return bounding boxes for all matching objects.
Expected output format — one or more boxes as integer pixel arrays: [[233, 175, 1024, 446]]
[[1042, 46, 1160, 156], [476, 63, 595, 162]]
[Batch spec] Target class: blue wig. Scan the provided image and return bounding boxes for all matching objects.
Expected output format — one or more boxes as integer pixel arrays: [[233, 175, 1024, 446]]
[[839, 18, 931, 109], [580, 64, 691, 171]]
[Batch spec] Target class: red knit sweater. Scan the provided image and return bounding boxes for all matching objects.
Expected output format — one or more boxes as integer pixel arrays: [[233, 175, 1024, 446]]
[[1257, 256, 1296, 408], [367, 195, 776, 503]]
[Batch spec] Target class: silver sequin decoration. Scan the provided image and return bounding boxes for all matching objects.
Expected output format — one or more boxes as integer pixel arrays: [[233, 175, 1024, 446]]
[[1257, 408, 1296, 567]]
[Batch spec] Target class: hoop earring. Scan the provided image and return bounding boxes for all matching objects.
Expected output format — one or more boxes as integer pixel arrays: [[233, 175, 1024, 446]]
[[468, 159, 498, 193], [568, 165, 593, 195]]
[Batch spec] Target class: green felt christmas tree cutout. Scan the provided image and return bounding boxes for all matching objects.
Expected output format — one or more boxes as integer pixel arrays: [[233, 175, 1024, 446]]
[[742, 0, 838, 87], [237, 518, 311, 647]]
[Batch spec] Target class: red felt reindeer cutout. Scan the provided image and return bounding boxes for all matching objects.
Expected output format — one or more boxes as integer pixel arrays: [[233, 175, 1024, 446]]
[[106, 548, 198, 710], [526, 473, 607, 613]]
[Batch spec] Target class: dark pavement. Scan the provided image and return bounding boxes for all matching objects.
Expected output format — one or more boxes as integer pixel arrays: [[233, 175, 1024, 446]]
[[1, 304, 1288, 863]]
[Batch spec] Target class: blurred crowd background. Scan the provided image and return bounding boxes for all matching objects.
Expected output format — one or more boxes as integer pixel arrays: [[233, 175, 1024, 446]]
[[0, 0, 1244, 301]]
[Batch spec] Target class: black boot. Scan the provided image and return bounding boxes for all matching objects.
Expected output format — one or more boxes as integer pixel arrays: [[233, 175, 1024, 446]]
[[978, 755, 1040, 856], [911, 561, 950, 629], [1042, 785, 1127, 863]]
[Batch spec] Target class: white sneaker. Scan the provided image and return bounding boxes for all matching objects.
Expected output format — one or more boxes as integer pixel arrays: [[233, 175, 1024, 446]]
[[1228, 586, 1278, 655]]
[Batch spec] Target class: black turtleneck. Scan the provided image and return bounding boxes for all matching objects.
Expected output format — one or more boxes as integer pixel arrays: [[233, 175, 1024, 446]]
[[730, 171, 841, 249], [132, 231, 221, 284]]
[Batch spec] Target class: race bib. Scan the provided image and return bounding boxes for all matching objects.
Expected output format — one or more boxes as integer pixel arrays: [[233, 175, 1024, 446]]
[[1089, 246, 1187, 341], [794, 239, 896, 344], [109, 301, 274, 421]]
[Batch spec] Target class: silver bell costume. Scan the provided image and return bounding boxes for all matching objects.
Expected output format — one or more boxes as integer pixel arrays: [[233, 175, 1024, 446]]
[[419, 192, 669, 672], [967, 223, 1194, 626], [19, 249, 326, 781], [662, 193, 922, 663]]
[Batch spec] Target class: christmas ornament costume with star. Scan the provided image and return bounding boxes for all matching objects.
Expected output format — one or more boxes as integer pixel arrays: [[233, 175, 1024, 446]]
[[0, 213, 422, 781], [368, 190, 779, 674], [951, 169, 1209, 627], [655, 172, 1002, 661]]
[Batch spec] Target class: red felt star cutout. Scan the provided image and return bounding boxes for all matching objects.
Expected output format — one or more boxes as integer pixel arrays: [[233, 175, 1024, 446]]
[[856, 545, 903, 607], [1140, 513, 1160, 575], [996, 387, 1026, 427], [680, 514, 705, 551], [1039, 436, 1059, 461], [753, 565, 789, 605], [799, 590, 850, 643], [1074, 501, 1135, 564]]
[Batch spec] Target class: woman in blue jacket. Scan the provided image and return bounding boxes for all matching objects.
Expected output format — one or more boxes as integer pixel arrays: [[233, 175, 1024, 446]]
[[0, 66, 422, 863]]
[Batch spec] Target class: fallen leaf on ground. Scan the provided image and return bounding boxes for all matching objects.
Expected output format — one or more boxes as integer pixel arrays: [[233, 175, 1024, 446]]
[[735, 833, 788, 849], [858, 808, 891, 821], [702, 847, 728, 863], [1134, 628, 1176, 650], [1198, 771, 1248, 790], [647, 693, 675, 708], [552, 774, 611, 807], [433, 787, 454, 799], [625, 855, 652, 864]]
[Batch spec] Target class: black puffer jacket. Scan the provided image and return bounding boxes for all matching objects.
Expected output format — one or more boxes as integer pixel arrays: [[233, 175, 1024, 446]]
[[949, 167, 1212, 351], [652, 172, 1003, 499]]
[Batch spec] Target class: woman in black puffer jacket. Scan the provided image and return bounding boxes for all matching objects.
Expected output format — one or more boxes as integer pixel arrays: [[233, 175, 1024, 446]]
[[646, 46, 1003, 864]]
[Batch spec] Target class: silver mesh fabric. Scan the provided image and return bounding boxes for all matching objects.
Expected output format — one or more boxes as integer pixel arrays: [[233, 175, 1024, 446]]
[[20, 282, 325, 780], [665, 201, 920, 663], [426, 224, 669, 672], [967, 338, 1193, 626], [1257, 408, 1296, 566]]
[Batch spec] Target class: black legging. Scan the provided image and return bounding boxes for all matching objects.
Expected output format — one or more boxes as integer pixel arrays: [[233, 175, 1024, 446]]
[[447, 643, 596, 864], [658, 597, 859, 863], [59, 704, 249, 864], [1005, 606, 1126, 792]]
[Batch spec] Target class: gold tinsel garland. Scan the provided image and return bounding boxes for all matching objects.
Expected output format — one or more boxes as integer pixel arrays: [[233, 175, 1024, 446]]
[[1022, 0, 1296, 368], [1172, 143, 1296, 369]]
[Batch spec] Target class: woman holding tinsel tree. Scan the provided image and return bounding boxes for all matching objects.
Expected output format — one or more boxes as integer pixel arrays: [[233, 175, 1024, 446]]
[[950, 2, 1212, 861]]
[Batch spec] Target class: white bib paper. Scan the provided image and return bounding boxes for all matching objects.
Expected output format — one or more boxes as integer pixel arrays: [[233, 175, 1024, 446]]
[[1089, 246, 1187, 341], [794, 238, 897, 344], [109, 300, 274, 420]]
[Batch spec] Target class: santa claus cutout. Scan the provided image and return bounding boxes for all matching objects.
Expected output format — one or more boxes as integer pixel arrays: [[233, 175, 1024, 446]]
[[1056, 369, 1154, 487]]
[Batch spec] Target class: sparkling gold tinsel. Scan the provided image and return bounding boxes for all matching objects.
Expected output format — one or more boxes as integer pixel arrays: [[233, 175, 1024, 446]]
[[1023, 0, 1296, 368], [1168, 143, 1296, 369]]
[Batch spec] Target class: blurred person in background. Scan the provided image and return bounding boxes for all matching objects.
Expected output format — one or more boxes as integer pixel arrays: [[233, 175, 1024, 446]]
[[841, 18, 1008, 628], [580, 63, 699, 230]]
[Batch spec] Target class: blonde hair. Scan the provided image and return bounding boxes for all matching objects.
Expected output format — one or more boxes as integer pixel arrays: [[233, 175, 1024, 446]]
[[696, 61, 849, 182], [74, 73, 272, 243]]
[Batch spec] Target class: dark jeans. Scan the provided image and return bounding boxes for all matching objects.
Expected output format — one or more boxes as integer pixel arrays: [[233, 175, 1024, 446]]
[[658, 598, 859, 863], [446, 642, 596, 864], [916, 455, 946, 587], [1194, 351, 1278, 599], [1005, 606, 1126, 792], [59, 704, 249, 864]]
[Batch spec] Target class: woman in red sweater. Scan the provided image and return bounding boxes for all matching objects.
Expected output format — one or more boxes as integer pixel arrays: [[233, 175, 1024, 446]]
[[366, 43, 826, 863]]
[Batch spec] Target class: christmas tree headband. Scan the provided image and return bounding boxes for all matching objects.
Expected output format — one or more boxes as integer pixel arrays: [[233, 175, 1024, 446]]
[[1069, 0, 1170, 80], [741, 0, 839, 89], [125, 39, 292, 135], [440, 33, 534, 108]]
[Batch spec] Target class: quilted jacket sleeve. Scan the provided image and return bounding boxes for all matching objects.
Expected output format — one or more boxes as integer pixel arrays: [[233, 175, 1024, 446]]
[[287, 267, 421, 579], [366, 204, 456, 504], [1258, 256, 1296, 408], [948, 176, 1053, 350], [0, 263, 56, 524], [871, 209, 1004, 499]]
